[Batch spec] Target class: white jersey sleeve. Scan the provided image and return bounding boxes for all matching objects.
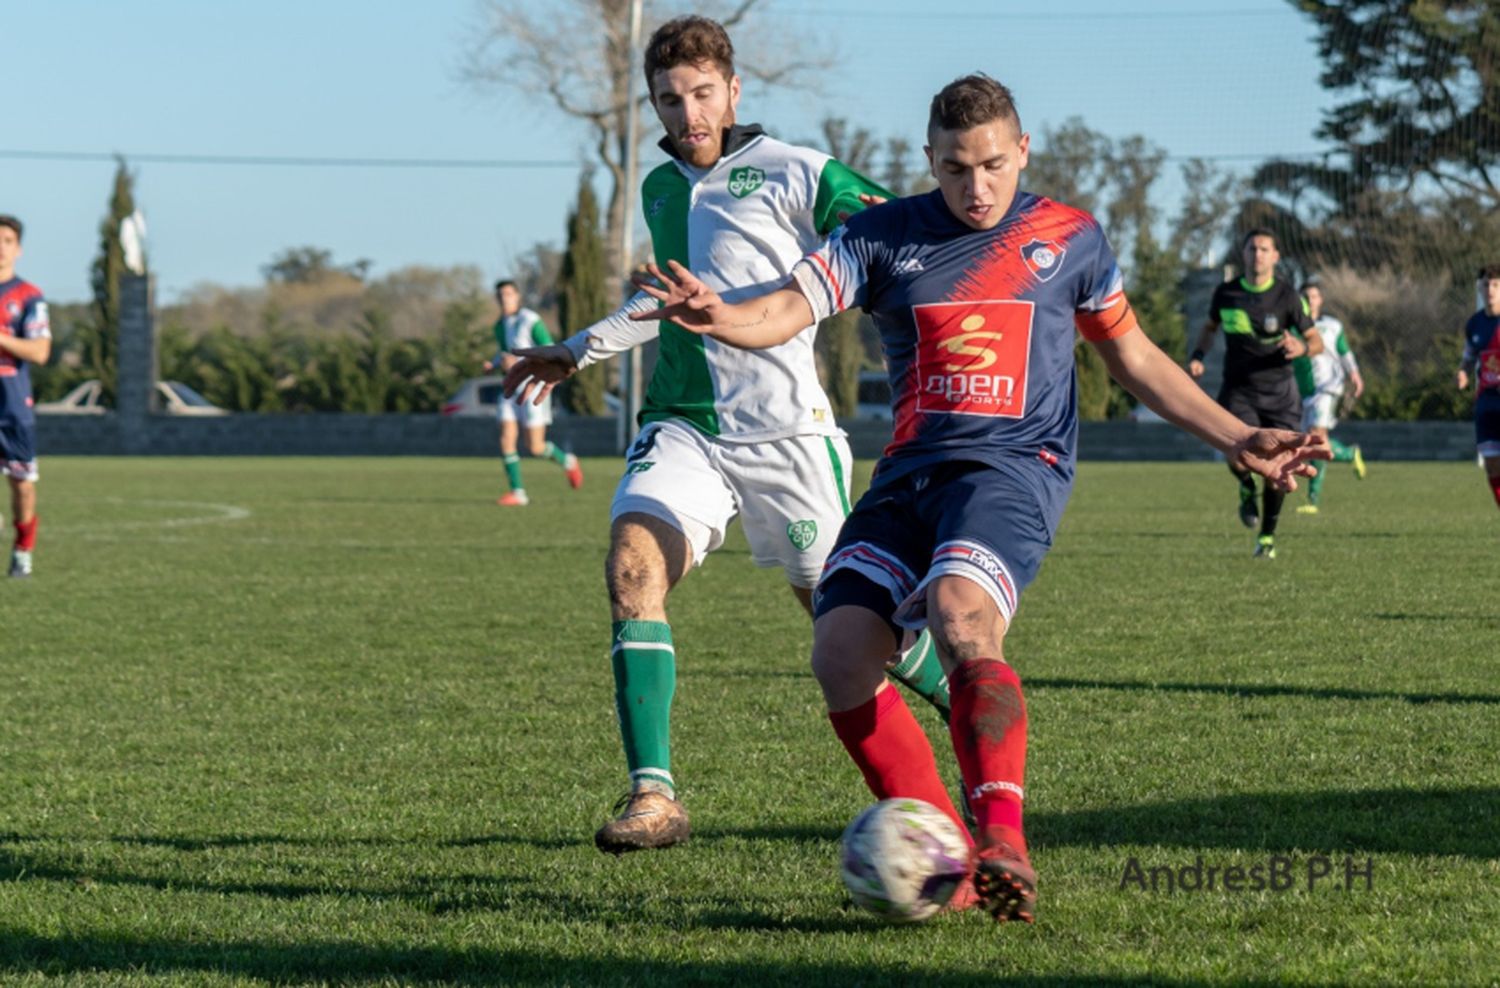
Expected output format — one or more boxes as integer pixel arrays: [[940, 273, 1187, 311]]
[[563, 291, 661, 370]]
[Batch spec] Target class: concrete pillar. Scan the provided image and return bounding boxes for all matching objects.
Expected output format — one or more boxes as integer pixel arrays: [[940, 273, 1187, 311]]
[[117, 274, 157, 452]]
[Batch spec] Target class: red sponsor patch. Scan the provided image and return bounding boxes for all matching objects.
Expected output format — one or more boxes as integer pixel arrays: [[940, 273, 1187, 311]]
[[913, 300, 1034, 418], [1481, 348, 1500, 391]]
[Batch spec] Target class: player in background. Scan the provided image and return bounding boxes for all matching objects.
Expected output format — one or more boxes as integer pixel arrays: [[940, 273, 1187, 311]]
[[502, 16, 950, 855], [1293, 277, 1366, 514], [1189, 230, 1323, 558], [484, 279, 583, 506], [1456, 264, 1500, 513], [633, 73, 1327, 922], [0, 215, 51, 578]]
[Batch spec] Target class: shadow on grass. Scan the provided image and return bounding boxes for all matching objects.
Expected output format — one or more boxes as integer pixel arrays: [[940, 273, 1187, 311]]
[[0, 928, 1279, 986], [1028, 675, 1500, 706], [1036, 786, 1500, 859]]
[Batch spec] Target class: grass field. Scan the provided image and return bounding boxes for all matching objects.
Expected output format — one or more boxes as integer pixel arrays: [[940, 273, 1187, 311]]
[[1, 455, 1496, 986]]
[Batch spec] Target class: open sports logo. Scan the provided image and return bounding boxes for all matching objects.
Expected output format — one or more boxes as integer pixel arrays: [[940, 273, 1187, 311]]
[[912, 300, 1034, 418]]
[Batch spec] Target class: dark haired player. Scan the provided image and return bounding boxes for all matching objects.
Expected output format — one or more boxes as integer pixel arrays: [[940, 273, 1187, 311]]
[[634, 74, 1326, 923], [1188, 229, 1323, 558], [0, 215, 51, 578], [1457, 264, 1500, 513]]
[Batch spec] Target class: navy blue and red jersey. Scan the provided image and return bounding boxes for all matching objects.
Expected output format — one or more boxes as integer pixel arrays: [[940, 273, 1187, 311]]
[[0, 277, 49, 425], [791, 189, 1136, 488], [1463, 309, 1500, 395]]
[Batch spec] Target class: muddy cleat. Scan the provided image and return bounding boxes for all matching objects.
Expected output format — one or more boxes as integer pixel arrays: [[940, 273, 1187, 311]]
[[1254, 534, 1277, 559], [8, 549, 32, 578], [496, 490, 530, 507], [564, 453, 584, 490], [1295, 504, 1320, 515], [594, 790, 690, 854], [1352, 444, 1367, 480], [973, 839, 1036, 924], [1238, 482, 1259, 529]]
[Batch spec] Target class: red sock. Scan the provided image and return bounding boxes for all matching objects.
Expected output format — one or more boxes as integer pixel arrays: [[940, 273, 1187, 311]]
[[948, 658, 1027, 851], [829, 686, 972, 845], [1490, 474, 1500, 510], [14, 517, 37, 552]]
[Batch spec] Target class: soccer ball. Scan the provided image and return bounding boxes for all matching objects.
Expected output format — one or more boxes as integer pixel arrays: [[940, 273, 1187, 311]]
[[840, 798, 970, 923]]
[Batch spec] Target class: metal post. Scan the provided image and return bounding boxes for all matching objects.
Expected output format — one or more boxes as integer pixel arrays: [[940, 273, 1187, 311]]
[[617, 0, 644, 453]]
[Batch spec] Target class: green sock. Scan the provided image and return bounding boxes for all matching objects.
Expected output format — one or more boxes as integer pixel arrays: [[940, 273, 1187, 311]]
[[888, 629, 950, 723], [1307, 459, 1326, 505], [541, 441, 569, 467], [1328, 437, 1355, 462], [503, 453, 524, 492], [611, 620, 676, 796]]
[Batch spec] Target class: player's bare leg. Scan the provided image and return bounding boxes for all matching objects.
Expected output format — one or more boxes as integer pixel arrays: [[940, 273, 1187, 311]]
[[814, 602, 978, 911], [8, 475, 36, 578], [525, 423, 583, 490], [927, 575, 1036, 924], [596, 512, 693, 853], [1485, 455, 1500, 511]]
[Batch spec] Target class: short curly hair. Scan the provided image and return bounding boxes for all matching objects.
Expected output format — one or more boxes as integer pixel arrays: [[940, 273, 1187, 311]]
[[644, 16, 734, 93]]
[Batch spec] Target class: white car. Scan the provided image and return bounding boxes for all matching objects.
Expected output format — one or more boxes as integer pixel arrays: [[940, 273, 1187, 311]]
[[442, 375, 620, 417], [36, 379, 229, 416]]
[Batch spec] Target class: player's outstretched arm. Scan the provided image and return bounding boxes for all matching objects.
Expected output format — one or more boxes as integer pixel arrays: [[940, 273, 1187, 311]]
[[501, 344, 577, 405], [631, 261, 815, 349], [1093, 327, 1329, 491]]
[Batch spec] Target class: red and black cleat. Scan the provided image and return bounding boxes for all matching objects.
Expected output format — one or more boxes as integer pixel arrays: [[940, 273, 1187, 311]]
[[973, 841, 1037, 924]]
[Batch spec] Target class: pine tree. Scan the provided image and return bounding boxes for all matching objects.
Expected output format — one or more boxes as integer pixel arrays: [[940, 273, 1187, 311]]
[[87, 157, 140, 404], [557, 173, 610, 415]]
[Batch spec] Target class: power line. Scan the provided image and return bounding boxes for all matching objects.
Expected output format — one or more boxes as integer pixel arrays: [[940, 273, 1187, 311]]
[[769, 5, 1284, 20], [0, 149, 580, 170]]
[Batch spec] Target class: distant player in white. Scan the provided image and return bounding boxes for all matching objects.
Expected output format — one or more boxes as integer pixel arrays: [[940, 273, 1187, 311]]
[[502, 16, 950, 855], [483, 279, 582, 506], [1294, 279, 1366, 513]]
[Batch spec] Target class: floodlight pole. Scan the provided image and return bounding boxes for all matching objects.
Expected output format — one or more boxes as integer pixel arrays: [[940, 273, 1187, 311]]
[[617, 0, 645, 453]]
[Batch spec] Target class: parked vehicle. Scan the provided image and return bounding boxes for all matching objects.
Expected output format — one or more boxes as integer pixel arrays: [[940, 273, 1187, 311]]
[[442, 375, 621, 417], [35, 380, 229, 416]]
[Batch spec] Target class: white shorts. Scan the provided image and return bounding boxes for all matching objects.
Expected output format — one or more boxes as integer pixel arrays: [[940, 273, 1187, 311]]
[[498, 393, 552, 427], [609, 419, 853, 588], [1301, 391, 1340, 431], [1, 459, 38, 482]]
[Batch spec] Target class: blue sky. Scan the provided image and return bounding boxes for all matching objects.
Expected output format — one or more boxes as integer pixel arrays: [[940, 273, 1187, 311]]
[[3, 0, 1328, 304]]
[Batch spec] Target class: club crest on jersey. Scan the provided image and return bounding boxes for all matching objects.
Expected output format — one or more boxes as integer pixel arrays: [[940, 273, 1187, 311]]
[[728, 166, 765, 199], [787, 519, 818, 551], [913, 300, 1034, 419], [1020, 238, 1066, 281]]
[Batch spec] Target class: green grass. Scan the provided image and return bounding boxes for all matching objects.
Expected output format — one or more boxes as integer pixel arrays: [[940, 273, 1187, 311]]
[[1, 456, 1496, 986]]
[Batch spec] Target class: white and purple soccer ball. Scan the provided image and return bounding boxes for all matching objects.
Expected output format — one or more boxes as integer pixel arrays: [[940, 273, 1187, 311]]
[[840, 797, 970, 923]]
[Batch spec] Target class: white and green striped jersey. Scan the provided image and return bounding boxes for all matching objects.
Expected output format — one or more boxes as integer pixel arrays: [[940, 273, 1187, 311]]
[[493, 307, 552, 361], [563, 126, 888, 441], [1295, 314, 1359, 397]]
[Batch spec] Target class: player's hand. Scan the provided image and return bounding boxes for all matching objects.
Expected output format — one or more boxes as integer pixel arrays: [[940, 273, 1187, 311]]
[[1228, 429, 1331, 492], [1350, 371, 1364, 400], [1456, 369, 1470, 391], [502, 344, 578, 404], [482, 359, 495, 372], [630, 261, 728, 335], [1188, 359, 1205, 379], [1279, 333, 1307, 359], [837, 192, 888, 223]]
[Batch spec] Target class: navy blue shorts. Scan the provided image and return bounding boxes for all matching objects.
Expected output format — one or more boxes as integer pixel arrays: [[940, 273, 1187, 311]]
[[813, 458, 1065, 633], [1476, 391, 1500, 458], [0, 418, 37, 481]]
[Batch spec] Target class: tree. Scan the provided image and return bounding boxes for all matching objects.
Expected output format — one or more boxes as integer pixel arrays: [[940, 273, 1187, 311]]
[[461, 0, 826, 300], [557, 173, 611, 414], [262, 246, 371, 284], [1292, 0, 1498, 208], [87, 157, 140, 403]]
